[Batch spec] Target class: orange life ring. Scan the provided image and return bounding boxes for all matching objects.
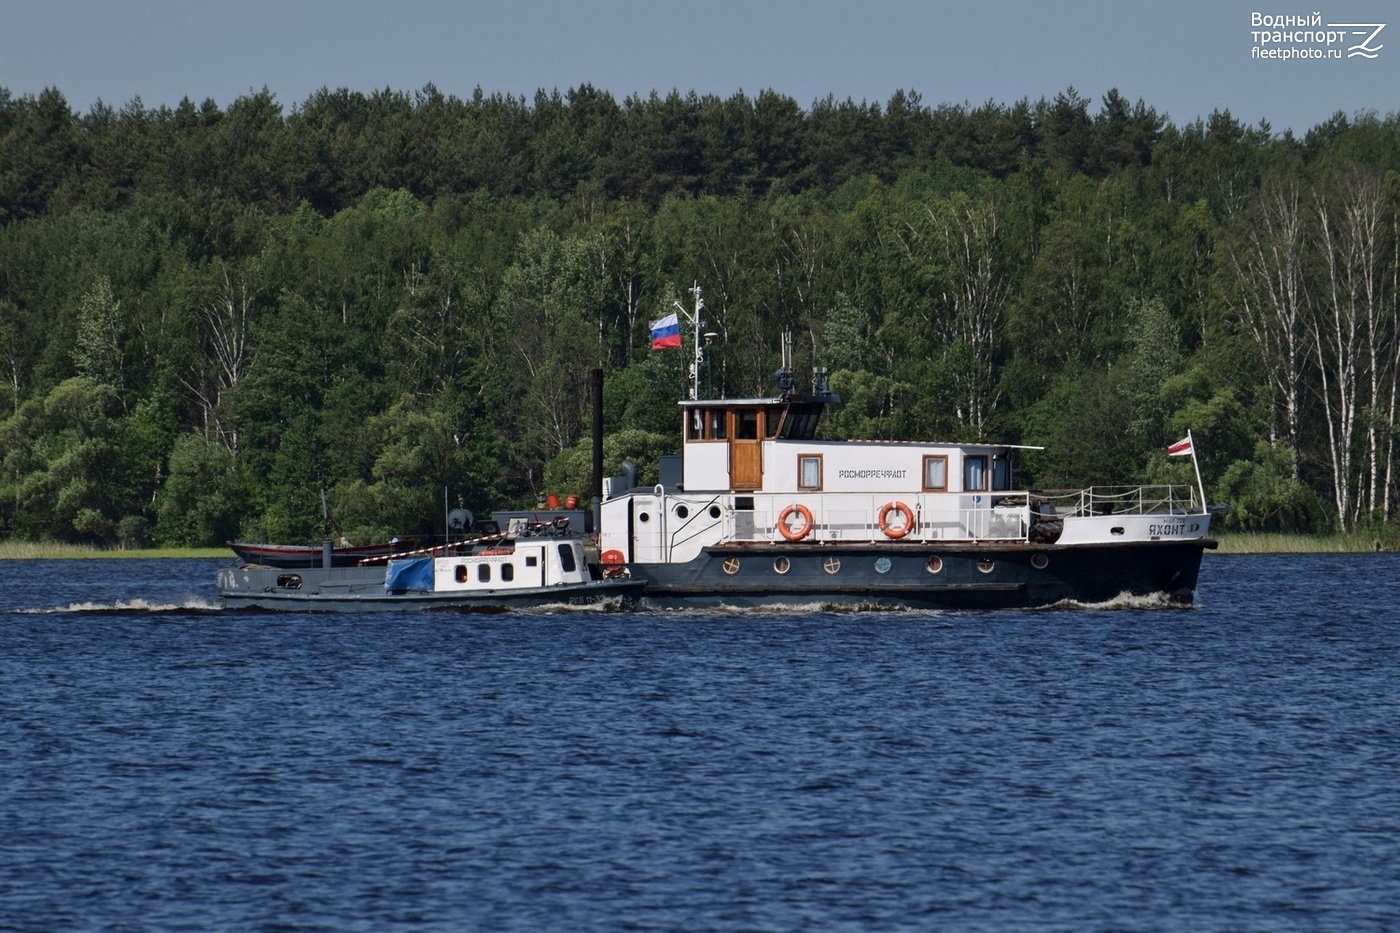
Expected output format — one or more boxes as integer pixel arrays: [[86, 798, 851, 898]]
[[777, 504, 814, 542], [878, 501, 914, 539]]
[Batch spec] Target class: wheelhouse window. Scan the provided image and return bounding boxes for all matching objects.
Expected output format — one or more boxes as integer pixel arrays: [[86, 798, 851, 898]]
[[736, 409, 760, 439], [992, 454, 1012, 491], [798, 454, 823, 491], [923, 455, 948, 492], [764, 407, 782, 438], [778, 403, 823, 439], [686, 408, 729, 441], [964, 455, 989, 492], [477, 563, 491, 583], [557, 544, 577, 573]]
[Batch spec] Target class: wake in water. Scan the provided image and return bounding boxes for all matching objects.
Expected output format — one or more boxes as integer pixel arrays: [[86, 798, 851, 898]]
[[1047, 590, 1194, 611], [16, 597, 224, 615]]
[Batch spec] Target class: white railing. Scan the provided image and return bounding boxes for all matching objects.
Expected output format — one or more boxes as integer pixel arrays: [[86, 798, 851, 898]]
[[1036, 484, 1198, 519], [711, 493, 1030, 545]]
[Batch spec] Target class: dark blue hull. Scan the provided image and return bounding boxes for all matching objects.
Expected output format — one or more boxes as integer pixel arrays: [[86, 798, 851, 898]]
[[628, 540, 1214, 610]]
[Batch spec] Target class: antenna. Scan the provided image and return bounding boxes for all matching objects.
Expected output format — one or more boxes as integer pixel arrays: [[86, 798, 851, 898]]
[[775, 331, 796, 395], [677, 282, 705, 400]]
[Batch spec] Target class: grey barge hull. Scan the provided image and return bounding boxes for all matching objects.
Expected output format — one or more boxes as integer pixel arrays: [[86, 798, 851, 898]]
[[218, 565, 643, 612]]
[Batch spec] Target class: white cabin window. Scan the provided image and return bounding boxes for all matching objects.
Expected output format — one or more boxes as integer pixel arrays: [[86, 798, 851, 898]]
[[501, 563, 514, 582], [964, 455, 989, 492], [923, 455, 948, 492], [557, 544, 577, 573], [798, 454, 823, 490], [478, 563, 491, 583]]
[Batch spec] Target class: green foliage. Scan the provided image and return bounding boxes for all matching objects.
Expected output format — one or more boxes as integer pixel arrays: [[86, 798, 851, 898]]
[[154, 433, 254, 546], [542, 428, 676, 500], [4, 82, 1400, 542], [1216, 441, 1325, 532]]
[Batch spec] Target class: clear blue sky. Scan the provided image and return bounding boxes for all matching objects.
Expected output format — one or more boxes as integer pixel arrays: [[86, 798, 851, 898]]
[[2, 0, 1395, 134]]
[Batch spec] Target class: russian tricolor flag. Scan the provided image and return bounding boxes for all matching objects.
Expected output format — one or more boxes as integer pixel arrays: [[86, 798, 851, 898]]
[[649, 312, 681, 350]]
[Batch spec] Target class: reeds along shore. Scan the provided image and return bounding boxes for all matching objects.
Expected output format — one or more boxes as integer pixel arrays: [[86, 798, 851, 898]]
[[0, 542, 234, 559], [1210, 533, 1394, 554]]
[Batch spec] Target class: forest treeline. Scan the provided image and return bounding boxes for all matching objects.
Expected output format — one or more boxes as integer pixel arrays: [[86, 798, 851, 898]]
[[2, 82, 1399, 547]]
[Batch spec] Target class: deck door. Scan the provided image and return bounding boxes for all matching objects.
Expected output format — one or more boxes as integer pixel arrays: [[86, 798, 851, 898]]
[[728, 408, 763, 490]]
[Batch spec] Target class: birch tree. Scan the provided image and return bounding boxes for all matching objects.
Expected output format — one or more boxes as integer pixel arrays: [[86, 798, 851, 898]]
[[1225, 179, 1309, 478], [183, 263, 256, 458], [1311, 167, 1394, 528], [930, 191, 1007, 437]]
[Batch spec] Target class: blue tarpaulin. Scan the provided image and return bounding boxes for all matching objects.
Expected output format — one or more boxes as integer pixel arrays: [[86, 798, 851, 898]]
[[386, 557, 434, 592]]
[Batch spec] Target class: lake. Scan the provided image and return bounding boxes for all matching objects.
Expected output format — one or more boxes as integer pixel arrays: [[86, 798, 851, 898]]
[[2, 554, 1398, 930]]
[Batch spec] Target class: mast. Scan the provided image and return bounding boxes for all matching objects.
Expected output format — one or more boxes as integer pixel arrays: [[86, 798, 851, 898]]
[[675, 283, 705, 400]]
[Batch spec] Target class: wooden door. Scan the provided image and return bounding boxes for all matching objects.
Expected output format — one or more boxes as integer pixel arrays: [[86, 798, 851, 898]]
[[728, 408, 762, 490]]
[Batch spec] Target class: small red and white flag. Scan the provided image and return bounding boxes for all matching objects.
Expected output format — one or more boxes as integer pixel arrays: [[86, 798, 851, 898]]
[[1167, 436, 1193, 457]]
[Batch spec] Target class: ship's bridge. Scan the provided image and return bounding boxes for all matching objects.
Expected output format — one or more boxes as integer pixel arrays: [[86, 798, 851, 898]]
[[678, 393, 1021, 497]]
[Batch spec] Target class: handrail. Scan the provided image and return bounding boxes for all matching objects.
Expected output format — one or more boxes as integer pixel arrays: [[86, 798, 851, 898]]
[[1035, 484, 1197, 518]]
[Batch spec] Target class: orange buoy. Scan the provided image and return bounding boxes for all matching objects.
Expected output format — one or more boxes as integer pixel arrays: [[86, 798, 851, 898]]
[[777, 504, 814, 541], [878, 501, 915, 539]]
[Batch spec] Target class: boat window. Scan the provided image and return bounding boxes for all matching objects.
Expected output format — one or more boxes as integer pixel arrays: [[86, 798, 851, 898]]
[[455, 565, 469, 583], [478, 563, 491, 583], [992, 454, 1011, 491], [557, 544, 577, 573], [501, 563, 514, 582], [964, 455, 989, 492], [798, 454, 823, 491], [688, 409, 705, 440], [779, 403, 823, 440], [708, 409, 727, 440], [736, 409, 759, 439], [923, 455, 948, 492], [764, 407, 782, 438], [526, 555, 538, 567]]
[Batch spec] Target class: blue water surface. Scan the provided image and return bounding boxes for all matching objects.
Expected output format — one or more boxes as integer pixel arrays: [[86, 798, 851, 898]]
[[2, 554, 1399, 930]]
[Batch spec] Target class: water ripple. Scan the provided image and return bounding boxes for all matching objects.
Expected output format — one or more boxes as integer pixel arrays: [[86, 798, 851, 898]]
[[3, 555, 1400, 929]]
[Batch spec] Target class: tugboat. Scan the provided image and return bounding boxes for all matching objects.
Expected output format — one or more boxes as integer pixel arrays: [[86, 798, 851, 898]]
[[218, 518, 642, 612], [597, 288, 1216, 610]]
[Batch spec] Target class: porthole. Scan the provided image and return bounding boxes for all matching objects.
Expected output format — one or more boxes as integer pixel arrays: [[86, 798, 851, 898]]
[[874, 556, 892, 574], [1110, 526, 1125, 536], [773, 556, 791, 574], [638, 512, 651, 523], [926, 556, 943, 574], [977, 559, 995, 574], [823, 556, 841, 575], [1031, 553, 1049, 570], [709, 505, 723, 519], [722, 556, 741, 575], [454, 564, 469, 583], [676, 505, 690, 519]]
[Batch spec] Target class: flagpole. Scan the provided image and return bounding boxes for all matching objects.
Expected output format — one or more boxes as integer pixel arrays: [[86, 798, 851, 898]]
[[675, 283, 704, 400], [1187, 429, 1207, 512]]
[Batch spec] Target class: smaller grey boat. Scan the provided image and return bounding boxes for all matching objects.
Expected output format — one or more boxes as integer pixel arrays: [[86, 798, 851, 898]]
[[218, 520, 642, 612]]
